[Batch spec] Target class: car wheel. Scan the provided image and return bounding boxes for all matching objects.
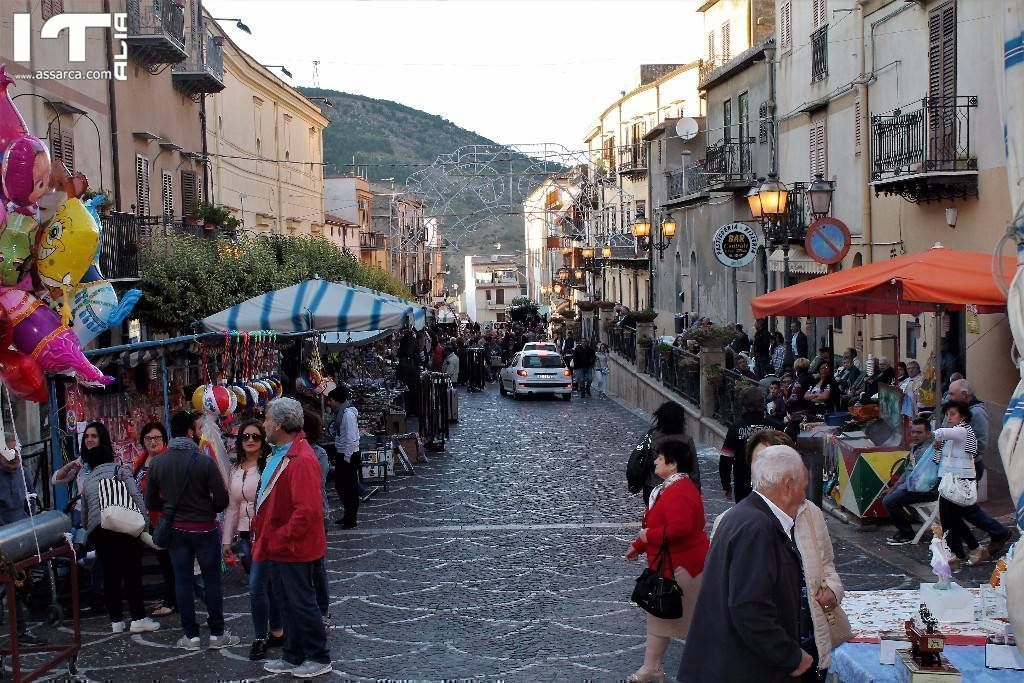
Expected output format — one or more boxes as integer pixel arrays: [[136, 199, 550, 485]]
[[499, 378, 508, 396], [562, 393, 571, 402], [512, 383, 523, 401]]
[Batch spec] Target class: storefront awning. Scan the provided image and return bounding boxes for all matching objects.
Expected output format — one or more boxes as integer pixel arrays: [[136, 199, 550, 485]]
[[768, 247, 829, 275]]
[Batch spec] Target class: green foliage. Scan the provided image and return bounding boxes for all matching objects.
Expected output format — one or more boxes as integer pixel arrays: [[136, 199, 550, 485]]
[[508, 296, 537, 310], [138, 232, 411, 333]]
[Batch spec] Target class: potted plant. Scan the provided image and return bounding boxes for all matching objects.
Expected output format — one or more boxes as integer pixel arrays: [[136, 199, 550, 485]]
[[195, 201, 233, 231], [637, 334, 653, 349], [705, 363, 726, 385], [576, 300, 598, 312], [657, 341, 673, 358], [632, 308, 658, 324], [692, 322, 735, 349], [562, 308, 577, 319], [595, 300, 617, 311]]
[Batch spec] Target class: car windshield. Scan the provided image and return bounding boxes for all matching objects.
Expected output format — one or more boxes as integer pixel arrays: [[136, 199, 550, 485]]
[[522, 354, 564, 368]]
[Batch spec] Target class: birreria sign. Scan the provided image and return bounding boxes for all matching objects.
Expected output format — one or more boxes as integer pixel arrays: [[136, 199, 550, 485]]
[[10, 13, 128, 81]]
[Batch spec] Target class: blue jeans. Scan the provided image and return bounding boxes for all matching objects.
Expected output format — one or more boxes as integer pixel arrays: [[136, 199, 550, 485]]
[[963, 461, 1011, 541], [249, 558, 282, 640], [882, 481, 938, 537], [269, 560, 331, 666], [576, 367, 594, 395], [313, 557, 330, 618], [167, 528, 224, 638]]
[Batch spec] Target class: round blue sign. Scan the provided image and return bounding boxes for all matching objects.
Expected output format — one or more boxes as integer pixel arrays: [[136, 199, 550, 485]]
[[804, 218, 852, 265]]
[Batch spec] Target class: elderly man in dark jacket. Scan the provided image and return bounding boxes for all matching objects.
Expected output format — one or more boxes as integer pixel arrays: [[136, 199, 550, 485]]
[[679, 447, 814, 682]]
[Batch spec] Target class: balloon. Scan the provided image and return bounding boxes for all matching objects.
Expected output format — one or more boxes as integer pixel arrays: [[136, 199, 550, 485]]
[[2, 135, 51, 213], [0, 67, 28, 160], [244, 385, 260, 408], [203, 384, 236, 416], [0, 212, 38, 286], [0, 349, 46, 403], [191, 385, 206, 412], [0, 287, 112, 386], [36, 196, 99, 298], [228, 384, 247, 408]]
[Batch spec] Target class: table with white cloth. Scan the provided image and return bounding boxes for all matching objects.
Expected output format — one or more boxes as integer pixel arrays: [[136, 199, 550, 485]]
[[827, 588, 1019, 682]]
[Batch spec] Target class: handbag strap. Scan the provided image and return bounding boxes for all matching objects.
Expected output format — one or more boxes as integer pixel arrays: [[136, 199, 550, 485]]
[[653, 535, 674, 574]]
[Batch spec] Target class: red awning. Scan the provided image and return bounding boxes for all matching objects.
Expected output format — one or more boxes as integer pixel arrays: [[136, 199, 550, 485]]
[[751, 244, 1016, 318]]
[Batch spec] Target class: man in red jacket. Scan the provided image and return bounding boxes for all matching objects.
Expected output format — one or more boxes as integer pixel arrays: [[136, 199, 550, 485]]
[[254, 398, 332, 679]]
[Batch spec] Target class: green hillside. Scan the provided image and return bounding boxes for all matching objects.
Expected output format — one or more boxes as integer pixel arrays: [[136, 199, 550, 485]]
[[300, 87, 534, 288]]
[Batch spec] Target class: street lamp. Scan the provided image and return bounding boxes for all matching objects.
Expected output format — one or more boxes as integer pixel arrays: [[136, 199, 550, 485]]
[[212, 17, 252, 34], [601, 246, 612, 258], [632, 219, 651, 239], [556, 267, 570, 280], [661, 217, 677, 239], [581, 247, 594, 259], [746, 178, 765, 220], [262, 64, 293, 78], [807, 172, 834, 219], [757, 174, 789, 218]]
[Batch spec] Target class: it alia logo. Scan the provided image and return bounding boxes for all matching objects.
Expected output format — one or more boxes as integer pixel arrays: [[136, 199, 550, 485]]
[[10, 13, 128, 80]]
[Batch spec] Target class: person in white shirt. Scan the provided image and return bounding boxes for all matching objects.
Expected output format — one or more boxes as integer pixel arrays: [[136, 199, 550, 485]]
[[328, 387, 360, 529]]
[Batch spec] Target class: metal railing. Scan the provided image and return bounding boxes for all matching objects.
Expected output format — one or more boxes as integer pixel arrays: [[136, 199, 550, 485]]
[[360, 231, 387, 250], [127, 0, 186, 48], [100, 214, 242, 280], [610, 326, 637, 364], [811, 25, 828, 83], [698, 56, 727, 86], [661, 348, 701, 405], [667, 162, 709, 201], [712, 368, 764, 425], [617, 144, 648, 172], [871, 96, 979, 180], [704, 139, 755, 186], [171, 31, 225, 86]]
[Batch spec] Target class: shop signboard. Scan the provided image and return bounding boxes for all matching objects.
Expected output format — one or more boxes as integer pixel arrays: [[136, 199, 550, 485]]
[[362, 448, 393, 484], [712, 222, 760, 268]]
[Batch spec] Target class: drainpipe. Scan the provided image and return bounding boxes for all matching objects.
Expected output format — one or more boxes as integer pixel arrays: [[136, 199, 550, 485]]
[[857, 0, 875, 349], [102, 0, 122, 210], [197, 1, 211, 202]]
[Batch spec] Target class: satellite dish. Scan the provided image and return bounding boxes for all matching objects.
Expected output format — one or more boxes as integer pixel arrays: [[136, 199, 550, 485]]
[[675, 117, 699, 141]]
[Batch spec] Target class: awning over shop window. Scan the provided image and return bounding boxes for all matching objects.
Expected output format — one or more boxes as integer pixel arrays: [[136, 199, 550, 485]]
[[768, 247, 829, 276]]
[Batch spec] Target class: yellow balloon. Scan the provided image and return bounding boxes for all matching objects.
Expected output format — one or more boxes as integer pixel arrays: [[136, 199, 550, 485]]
[[192, 385, 207, 412], [36, 197, 99, 298]]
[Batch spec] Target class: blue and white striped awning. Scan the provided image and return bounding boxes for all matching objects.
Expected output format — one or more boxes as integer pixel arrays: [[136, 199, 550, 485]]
[[201, 280, 425, 333]]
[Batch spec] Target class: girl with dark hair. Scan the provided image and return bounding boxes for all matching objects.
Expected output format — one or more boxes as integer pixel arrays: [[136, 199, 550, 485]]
[[81, 422, 159, 635], [221, 420, 280, 660], [133, 421, 176, 618], [637, 402, 701, 505]]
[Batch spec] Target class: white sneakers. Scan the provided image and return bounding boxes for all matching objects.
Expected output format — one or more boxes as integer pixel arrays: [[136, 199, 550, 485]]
[[208, 631, 241, 649], [264, 660, 333, 679], [176, 635, 200, 651], [111, 621, 125, 634], [129, 617, 161, 633]]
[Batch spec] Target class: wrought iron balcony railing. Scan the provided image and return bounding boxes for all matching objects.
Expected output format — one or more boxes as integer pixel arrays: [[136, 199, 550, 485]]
[[126, 0, 187, 64], [811, 25, 828, 83], [359, 231, 387, 251], [172, 30, 225, 96], [704, 139, 755, 188], [667, 162, 709, 201], [871, 96, 978, 181], [698, 56, 727, 86], [617, 144, 648, 174]]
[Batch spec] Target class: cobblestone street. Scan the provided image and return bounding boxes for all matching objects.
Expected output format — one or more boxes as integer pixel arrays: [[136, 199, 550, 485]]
[[19, 386, 918, 681]]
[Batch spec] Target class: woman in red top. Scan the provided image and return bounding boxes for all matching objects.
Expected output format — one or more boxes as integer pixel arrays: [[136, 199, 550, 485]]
[[133, 421, 176, 618], [626, 439, 709, 683]]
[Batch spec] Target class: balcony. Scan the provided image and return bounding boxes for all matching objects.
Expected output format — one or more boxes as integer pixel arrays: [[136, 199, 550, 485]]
[[617, 144, 648, 177], [127, 0, 187, 65], [870, 96, 979, 203], [666, 163, 709, 205], [172, 32, 225, 97], [704, 139, 755, 190], [99, 214, 232, 281], [698, 56, 727, 88], [359, 231, 386, 251], [811, 25, 828, 83]]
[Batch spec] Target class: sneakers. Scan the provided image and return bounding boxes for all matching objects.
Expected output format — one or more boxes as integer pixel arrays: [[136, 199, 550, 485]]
[[129, 617, 161, 633], [263, 659, 297, 675], [176, 635, 200, 651], [208, 631, 240, 649], [111, 621, 125, 634], [151, 603, 175, 618], [292, 660, 333, 679], [886, 533, 914, 546], [248, 640, 268, 661], [967, 546, 991, 566]]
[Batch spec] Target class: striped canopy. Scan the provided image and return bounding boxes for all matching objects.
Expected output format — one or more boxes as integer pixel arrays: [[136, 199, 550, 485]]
[[201, 280, 425, 333]]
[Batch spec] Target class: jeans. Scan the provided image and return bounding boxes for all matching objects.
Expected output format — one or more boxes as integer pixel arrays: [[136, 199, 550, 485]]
[[249, 559, 282, 640], [269, 560, 331, 666], [594, 368, 607, 394], [576, 367, 594, 396], [882, 482, 938, 537], [167, 528, 224, 638], [156, 548, 176, 607], [338, 452, 361, 526], [313, 557, 330, 618], [962, 461, 1011, 541], [90, 528, 145, 623], [939, 495, 980, 559]]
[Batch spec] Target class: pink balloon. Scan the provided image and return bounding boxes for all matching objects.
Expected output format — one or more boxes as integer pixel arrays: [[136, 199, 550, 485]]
[[2, 135, 50, 212], [0, 67, 28, 159], [0, 287, 112, 386]]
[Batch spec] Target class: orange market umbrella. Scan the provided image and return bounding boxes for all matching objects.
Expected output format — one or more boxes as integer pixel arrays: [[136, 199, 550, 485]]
[[751, 243, 1016, 318]]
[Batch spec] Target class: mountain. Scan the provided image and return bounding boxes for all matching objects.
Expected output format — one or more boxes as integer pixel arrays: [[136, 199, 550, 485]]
[[300, 87, 536, 290]]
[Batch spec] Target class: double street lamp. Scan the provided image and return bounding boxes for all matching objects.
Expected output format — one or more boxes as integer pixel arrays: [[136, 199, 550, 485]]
[[632, 214, 676, 252]]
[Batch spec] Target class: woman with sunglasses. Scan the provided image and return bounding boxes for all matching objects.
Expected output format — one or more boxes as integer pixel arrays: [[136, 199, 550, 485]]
[[133, 422, 176, 618], [222, 420, 281, 660]]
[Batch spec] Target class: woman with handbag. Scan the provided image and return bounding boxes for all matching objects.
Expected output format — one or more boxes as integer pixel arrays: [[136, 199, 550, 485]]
[[625, 439, 708, 683], [80, 422, 160, 635], [933, 401, 987, 570], [133, 422, 177, 618], [220, 420, 282, 660]]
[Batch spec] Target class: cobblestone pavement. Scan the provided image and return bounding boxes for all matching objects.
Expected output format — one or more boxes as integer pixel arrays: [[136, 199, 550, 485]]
[[14, 386, 918, 681]]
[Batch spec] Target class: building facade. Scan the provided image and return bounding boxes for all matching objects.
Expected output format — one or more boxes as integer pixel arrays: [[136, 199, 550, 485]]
[[463, 255, 525, 325], [206, 12, 328, 235], [324, 175, 386, 270], [523, 173, 580, 302]]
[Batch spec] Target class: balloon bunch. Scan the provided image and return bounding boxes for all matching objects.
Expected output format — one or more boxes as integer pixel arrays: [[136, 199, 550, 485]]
[[0, 66, 145, 399], [190, 331, 283, 417]]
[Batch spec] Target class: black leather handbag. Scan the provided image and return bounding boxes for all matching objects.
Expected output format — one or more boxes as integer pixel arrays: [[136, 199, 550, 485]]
[[630, 538, 683, 619]]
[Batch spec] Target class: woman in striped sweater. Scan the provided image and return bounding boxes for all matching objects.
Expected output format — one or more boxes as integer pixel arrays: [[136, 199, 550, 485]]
[[932, 401, 981, 571]]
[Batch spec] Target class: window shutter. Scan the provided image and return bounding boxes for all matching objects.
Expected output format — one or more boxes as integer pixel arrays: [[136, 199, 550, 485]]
[[135, 154, 150, 216], [813, 0, 827, 30], [759, 101, 770, 143], [854, 99, 862, 151], [809, 118, 828, 177], [707, 30, 716, 60], [781, 1, 792, 52], [180, 170, 197, 216], [927, 1, 957, 105], [161, 171, 173, 218], [721, 21, 731, 62], [49, 129, 74, 173]]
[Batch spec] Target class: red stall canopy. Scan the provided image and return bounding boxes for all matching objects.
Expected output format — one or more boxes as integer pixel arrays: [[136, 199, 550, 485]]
[[751, 244, 1016, 318]]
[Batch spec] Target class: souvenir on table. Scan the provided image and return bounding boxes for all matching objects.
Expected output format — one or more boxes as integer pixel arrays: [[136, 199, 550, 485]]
[[897, 605, 959, 681], [922, 523, 975, 623]]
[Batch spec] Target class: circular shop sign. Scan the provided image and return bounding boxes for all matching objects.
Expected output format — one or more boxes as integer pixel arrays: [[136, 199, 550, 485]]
[[804, 217, 852, 265], [712, 222, 761, 268]]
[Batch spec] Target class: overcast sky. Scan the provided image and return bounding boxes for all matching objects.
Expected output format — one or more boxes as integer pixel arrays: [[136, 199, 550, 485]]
[[204, 0, 703, 152]]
